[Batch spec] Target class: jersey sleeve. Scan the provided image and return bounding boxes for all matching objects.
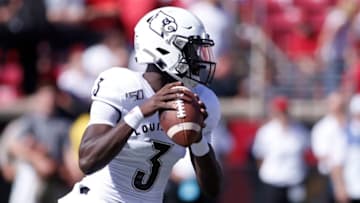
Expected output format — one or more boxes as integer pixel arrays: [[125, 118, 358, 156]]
[[88, 101, 121, 126], [89, 67, 140, 126]]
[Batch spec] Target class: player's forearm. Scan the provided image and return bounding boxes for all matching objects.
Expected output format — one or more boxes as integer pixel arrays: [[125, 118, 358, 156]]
[[191, 146, 223, 198], [78, 122, 133, 174]]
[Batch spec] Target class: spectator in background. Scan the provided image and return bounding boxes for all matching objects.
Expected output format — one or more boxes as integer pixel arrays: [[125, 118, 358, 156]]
[[6, 85, 80, 203], [45, 0, 122, 60], [81, 28, 128, 77], [284, 8, 322, 98], [57, 29, 128, 117], [341, 94, 360, 202], [341, 12, 360, 97], [252, 96, 309, 203], [317, 0, 360, 94], [45, 0, 85, 25], [0, 0, 48, 94], [0, 116, 27, 203], [0, 117, 27, 183], [56, 45, 91, 116], [45, 0, 101, 53], [84, 0, 119, 31], [311, 91, 348, 203], [0, 49, 23, 105]]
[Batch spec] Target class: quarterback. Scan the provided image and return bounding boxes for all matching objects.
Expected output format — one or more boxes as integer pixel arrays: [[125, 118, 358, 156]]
[[58, 6, 222, 203]]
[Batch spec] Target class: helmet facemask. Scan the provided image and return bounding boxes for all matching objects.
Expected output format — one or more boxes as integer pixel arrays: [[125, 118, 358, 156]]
[[171, 35, 216, 87]]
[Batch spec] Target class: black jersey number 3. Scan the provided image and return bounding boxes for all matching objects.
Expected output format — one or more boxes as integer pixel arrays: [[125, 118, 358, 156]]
[[93, 77, 104, 96], [133, 141, 171, 191]]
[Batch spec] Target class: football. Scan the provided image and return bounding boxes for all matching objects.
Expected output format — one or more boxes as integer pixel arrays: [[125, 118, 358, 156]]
[[159, 87, 203, 147]]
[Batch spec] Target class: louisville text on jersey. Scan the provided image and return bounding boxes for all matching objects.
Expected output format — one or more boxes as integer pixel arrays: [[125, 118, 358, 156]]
[[133, 122, 163, 136]]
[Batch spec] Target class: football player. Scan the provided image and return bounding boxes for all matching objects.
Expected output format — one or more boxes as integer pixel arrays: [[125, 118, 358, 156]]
[[58, 6, 222, 203]]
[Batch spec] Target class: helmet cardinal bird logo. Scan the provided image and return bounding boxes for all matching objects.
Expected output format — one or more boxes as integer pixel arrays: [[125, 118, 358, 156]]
[[148, 11, 178, 38]]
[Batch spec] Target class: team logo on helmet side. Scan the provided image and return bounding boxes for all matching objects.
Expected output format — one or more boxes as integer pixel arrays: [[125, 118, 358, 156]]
[[148, 11, 177, 38]]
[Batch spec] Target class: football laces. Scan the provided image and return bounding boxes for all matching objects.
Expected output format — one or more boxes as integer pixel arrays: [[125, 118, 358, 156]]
[[175, 100, 186, 118]]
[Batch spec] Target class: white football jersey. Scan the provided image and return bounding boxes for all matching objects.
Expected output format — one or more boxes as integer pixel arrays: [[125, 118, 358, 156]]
[[77, 67, 220, 203]]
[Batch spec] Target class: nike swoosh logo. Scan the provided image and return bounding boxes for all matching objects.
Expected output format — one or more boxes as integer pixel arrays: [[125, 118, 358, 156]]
[[182, 26, 192, 29]]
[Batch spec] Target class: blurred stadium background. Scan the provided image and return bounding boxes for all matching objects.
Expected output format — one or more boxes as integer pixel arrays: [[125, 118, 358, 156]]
[[0, 0, 359, 202]]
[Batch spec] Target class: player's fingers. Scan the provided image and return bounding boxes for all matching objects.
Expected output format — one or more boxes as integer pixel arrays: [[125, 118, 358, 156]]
[[194, 93, 200, 101], [161, 93, 179, 101], [200, 114, 207, 128], [158, 88, 185, 100], [161, 93, 186, 102], [160, 90, 193, 102], [163, 81, 183, 90], [200, 108, 208, 120], [194, 94, 206, 109], [167, 89, 195, 103], [159, 101, 177, 110], [180, 95, 193, 103], [198, 100, 206, 109], [165, 88, 186, 96], [176, 91, 193, 102], [157, 82, 183, 96], [179, 95, 193, 103], [181, 89, 195, 98]]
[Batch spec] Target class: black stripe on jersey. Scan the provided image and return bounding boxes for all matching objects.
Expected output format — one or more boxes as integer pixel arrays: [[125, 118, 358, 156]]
[[108, 104, 122, 123], [115, 109, 122, 123]]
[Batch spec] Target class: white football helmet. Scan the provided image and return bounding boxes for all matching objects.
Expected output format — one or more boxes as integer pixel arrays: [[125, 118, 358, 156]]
[[134, 6, 216, 88]]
